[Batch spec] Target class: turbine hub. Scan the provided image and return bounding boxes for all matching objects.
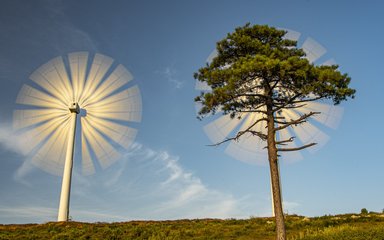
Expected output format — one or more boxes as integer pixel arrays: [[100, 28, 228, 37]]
[[68, 102, 80, 114]]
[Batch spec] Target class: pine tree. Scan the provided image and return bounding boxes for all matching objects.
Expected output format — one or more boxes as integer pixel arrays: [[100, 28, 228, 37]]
[[194, 24, 355, 240]]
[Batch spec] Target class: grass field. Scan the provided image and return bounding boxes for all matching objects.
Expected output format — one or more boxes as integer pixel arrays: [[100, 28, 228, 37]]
[[1, 213, 384, 239]]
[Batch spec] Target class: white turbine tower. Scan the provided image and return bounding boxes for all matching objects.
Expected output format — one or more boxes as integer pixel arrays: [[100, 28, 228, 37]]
[[196, 29, 343, 216], [14, 52, 142, 221]]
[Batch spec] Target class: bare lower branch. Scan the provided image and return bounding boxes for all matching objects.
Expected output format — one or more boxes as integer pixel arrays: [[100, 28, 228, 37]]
[[277, 142, 317, 152], [274, 111, 320, 132], [207, 117, 268, 146], [248, 130, 268, 140], [276, 137, 295, 145]]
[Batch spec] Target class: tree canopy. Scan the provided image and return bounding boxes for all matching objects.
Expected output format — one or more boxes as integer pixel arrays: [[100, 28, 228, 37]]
[[195, 24, 355, 121]]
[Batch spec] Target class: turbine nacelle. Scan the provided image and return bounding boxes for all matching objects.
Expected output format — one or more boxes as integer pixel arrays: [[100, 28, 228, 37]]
[[68, 102, 80, 114]]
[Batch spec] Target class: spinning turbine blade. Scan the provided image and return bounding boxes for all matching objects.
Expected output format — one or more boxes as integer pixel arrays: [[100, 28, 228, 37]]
[[276, 126, 303, 163], [30, 56, 72, 105], [81, 117, 121, 169], [302, 37, 326, 63], [203, 114, 242, 144], [225, 140, 265, 165], [282, 28, 301, 42], [81, 64, 133, 107], [206, 49, 218, 64], [69, 52, 88, 102], [14, 52, 142, 221], [13, 109, 67, 129], [81, 135, 95, 176], [18, 115, 70, 154], [195, 80, 211, 91], [195, 49, 216, 91], [280, 109, 330, 149], [238, 112, 267, 152], [300, 101, 343, 129], [224, 113, 268, 164], [275, 110, 301, 155], [80, 53, 113, 104], [85, 115, 137, 149], [16, 85, 66, 110], [32, 116, 70, 175], [14, 52, 141, 175], [86, 86, 142, 122]]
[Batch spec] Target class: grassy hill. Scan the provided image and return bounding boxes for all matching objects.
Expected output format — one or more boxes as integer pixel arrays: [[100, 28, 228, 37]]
[[1, 213, 384, 239]]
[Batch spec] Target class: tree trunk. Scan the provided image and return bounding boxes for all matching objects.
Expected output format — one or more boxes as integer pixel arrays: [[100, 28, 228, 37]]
[[267, 106, 286, 240]]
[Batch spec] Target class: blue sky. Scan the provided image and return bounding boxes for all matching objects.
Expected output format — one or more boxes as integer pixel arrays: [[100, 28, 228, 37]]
[[0, 0, 383, 223]]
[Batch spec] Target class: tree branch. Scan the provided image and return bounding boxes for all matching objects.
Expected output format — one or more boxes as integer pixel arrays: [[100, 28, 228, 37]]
[[208, 117, 268, 146], [238, 110, 268, 114], [273, 94, 323, 113], [274, 103, 306, 110], [276, 137, 295, 145], [274, 111, 320, 132], [290, 96, 323, 104], [277, 142, 317, 152]]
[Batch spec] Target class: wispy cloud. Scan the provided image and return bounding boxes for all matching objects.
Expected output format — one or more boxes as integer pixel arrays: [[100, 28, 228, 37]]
[[13, 161, 36, 186], [0, 123, 28, 156], [161, 66, 184, 89], [0, 123, 38, 184], [0, 141, 255, 223], [0, 121, 298, 222], [66, 143, 261, 221]]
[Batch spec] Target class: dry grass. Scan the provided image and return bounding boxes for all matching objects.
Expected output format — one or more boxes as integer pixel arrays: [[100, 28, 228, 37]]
[[1, 213, 384, 239]]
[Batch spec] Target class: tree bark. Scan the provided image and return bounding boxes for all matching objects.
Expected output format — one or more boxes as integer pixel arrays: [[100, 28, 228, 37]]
[[266, 105, 286, 240]]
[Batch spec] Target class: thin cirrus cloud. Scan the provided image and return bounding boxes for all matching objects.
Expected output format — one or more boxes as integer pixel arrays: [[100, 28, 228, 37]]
[[0, 123, 40, 185], [0, 123, 29, 156], [70, 142, 254, 221], [1, 119, 302, 222], [113, 144, 302, 219], [162, 67, 184, 89]]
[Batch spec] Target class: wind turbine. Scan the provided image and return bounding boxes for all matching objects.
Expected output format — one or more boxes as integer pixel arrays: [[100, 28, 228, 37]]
[[14, 52, 142, 221], [196, 29, 343, 216]]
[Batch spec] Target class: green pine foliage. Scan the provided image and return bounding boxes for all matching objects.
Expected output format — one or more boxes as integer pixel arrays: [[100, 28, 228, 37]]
[[1, 213, 384, 240], [194, 24, 355, 119]]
